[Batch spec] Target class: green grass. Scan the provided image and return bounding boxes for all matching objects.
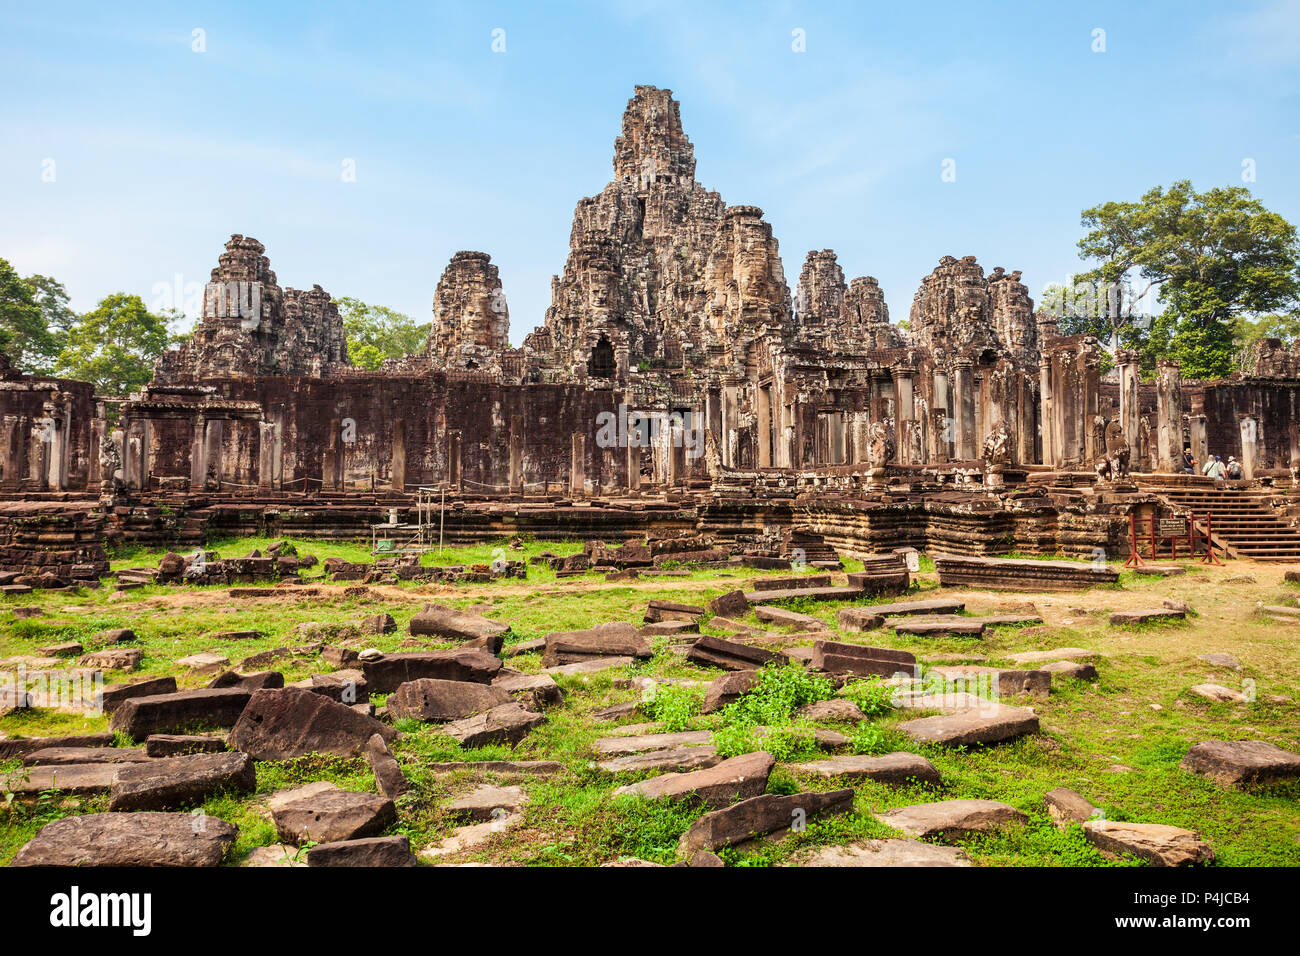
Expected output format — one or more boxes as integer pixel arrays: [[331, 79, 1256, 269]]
[[2, 534, 1298, 867]]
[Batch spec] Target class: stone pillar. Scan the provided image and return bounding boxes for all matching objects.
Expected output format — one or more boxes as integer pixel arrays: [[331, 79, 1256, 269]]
[[0, 415, 19, 489], [891, 366, 915, 464], [952, 360, 976, 461], [202, 418, 223, 489], [1038, 357, 1056, 467], [446, 431, 462, 491], [1155, 361, 1182, 474], [1239, 416, 1258, 480], [257, 421, 275, 491], [123, 418, 142, 490], [1118, 349, 1141, 469], [390, 418, 406, 492], [1289, 423, 1300, 483], [1190, 415, 1208, 472], [509, 422, 523, 495], [756, 384, 771, 468], [932, 369, 951, 462], [570, 433, 585, 496]]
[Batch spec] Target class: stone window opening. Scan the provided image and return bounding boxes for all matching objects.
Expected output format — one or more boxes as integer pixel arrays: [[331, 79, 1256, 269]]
[[587, 335, 616, 378]]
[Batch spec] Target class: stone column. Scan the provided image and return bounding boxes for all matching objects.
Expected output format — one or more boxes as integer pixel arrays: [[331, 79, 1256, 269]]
[[390, 418, 406, 493], [570, 433, 585, 496], [1038, 357, 1056, 467], [446, 430, 462, 491], [0, 415, 19, 489], [1190, 415, 1208, 472], [756, 384, 772, 468], [1155, 360, 1182, 474], [952, 360, 976, 461], [509, 422, 523, 495], [931, 369, 951, 462], [258, 421, 275, 491], [891, 366, 916, 464], [1289, 423, 1300, 483], [1118, 349, 1141, 469], [1239, 416, 1258, 480]]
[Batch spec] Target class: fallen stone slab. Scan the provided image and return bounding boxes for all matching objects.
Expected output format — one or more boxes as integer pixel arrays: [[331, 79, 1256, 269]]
[[679, 789, 854, 854], [1199, 653, 1241, 669], [22, 746, 149, 766], [876, 799, 1026, 842], [0, 733, 114, 760], [644, 600, 706, 623], [94, 627, 137, 644], [1110, 608, 1185, 626], [797, 699, 868, 722], [307, 835, 417, 867], [364, 733, 408, 798], [898, 707, 1040, 747], [1262, 604, 1300, 619], [929, 665, 1051, 698], [445, 783, 526, 823], [387, 678, 512, 721], [543, 656, 634, 676], [362, 648, 502, 693], [793, 839, 972, 867], [228, 687, 396, 759], [210, 669, 286, 691], [176, 651, 230, 676], [892, 616, 986, 638], [812, 640, 916, 678], [707, 616, 766, 635], [933, 554, 1119, 591], [109, 751, 256, 811], [423, 760, 564, 775], [1043, 787, 1099, 828], [145, 734, 227, 758], [110, 687, 252, 741], [541, 622, 651, 667], [1082, 820, 1214, 866], [787, 752, 941, 786], [597, 746, 723, 774], [1189, 683, 1247, 703], [38, 641, 82, 657], [408, 603, 511, 644], [3, 763, 119, 798], [441, 702, 545, 747], [78, 648, 142, 671], [835, 608, 886, 632], [291, 669, 369, 703], [743, 586, 866, 603], [753, 605, 827, 630], [1179, 740, 1300, 788], [1007, 647, 1095, 665], [491, 670, 563, 708], [592, 701, 640, 721], [976, 614, 1044, 627], [702, 670, 760, 713], [420, 813, 522, 858], [864, 598, 965, 618], [272, 784, 397, 845], [749, 575, 833, 592], [708, 589, 751, 618], [594, 730, 713, 755], [638, 620, 699, 637], [1039, 660, 1098, 680], [12, 812, 238, 866], [687, 634, 788, 671], [613, 751, 775, 809]]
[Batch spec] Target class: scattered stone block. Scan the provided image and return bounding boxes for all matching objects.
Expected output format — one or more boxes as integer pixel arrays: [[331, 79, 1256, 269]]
[[644, 600, 706, 623], [613, 751, 775, 809], [1199, 653, 1241, 669], [94, 676, 178, 715], [835, 608, 886, 631], [446, 783, 526, 823], [387, 678, 512, 721], [272, 784, 397, 845], [1007, 647, 1095, 665], [1179, 740, 1300, 788], [38, 641, 82, 658], [594, 730, 713, 755], [898, 706, 1040, 747], [362, 648, 502, 693], [1039, 660, 1098, 680], [787, 752, 941, 786], [753, 605, 826, 630], [541, 622, 651, 667], [145, 734, 227, 757], [228, 687, 395, 759], [177, 651, 230, 676], [686, 634, 787, 671], [1043, 787, 1099, 828], [1082, 820, 1214, 866], [12, 812, 237, 866], [78, 647, 143, 671], [22, 746, 149, 765], [793, 839, 972, 867], [702, 669, 760, 713], [893, 616, 986, 637], [408, 603, 510, 644], [933, 554, 1118, 591], [308, 835, 417, 867], [110, 688, 252, 741], [3, 762, 120, 798], [491, 670, 563, 707], [678, 789, 854, 854], [0, 733, 114, 760], [638, 620, 698, 637], [441, 702, 545, 747], [876, 799, 1026, 842], [708, 589, 751, 618], [543, 656, 634, 676], [797, 699, 868, 722], [812, 640, 916, 678], [1110, 608, 1185, 626], [929, 665, 1051, 697], [109, 751, 256, 811], [596, 746, 723, 774], [364, 733, 408, 798], [1189, 683, 1246, 703]]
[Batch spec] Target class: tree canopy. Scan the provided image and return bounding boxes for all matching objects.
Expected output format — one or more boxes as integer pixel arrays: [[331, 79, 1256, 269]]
[[0, 257, 58, 373], [1074, 180, 1300, 378], [55, 293, 178, 396], [336, 296, 429, 370]]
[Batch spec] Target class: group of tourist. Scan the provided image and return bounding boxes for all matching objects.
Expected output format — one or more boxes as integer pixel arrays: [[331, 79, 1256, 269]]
[[1182, 448, 1243, 480]]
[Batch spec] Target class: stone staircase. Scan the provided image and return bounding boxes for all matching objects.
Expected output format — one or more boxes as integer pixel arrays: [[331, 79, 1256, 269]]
[[1153, 484, 1300, 562]]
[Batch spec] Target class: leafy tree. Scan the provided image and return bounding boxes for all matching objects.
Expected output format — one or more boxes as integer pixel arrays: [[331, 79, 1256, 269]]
[[335, 296, 429, 370], [1076, 181, 1300, 378], [55, 293, 176, 395], [23, 274, 78, 373], [1234, 312, 1300, 350], [0, 257, 56, 372]]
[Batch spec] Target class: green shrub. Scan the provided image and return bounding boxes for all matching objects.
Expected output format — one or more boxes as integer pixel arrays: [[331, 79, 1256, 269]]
[[642, 684, 703, 732], [839, 677, 896, 718]]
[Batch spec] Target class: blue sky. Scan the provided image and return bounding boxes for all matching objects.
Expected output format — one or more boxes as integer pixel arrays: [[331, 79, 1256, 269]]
[[2, 0, 1298, 344]]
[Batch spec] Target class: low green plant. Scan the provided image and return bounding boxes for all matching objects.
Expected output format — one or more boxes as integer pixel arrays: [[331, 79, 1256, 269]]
[[839, 677, 896, 718], [642, 684, 703, 732]]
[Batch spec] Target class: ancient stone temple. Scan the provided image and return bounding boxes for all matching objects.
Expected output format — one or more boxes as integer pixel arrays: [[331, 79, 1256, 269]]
[[6, 84, 1300, 560]]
